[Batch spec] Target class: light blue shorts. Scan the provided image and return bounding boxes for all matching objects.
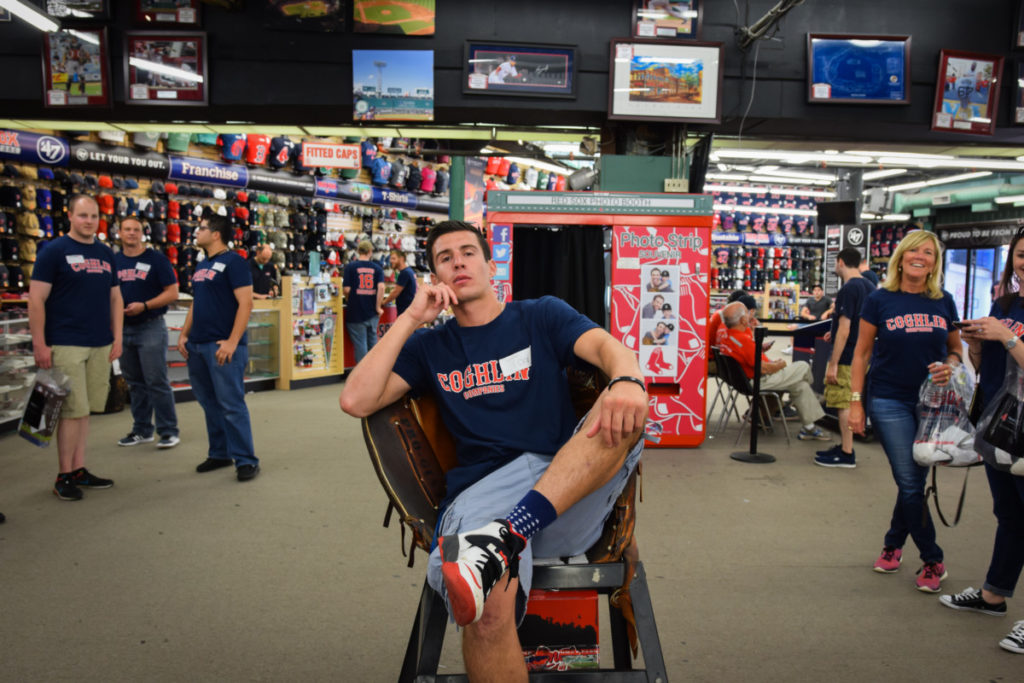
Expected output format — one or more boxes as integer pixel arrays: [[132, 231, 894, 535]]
[[426, 424, 644, 623]]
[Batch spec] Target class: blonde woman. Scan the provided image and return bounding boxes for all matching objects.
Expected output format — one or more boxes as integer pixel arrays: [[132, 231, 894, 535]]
[[849, 230, 962, 593]]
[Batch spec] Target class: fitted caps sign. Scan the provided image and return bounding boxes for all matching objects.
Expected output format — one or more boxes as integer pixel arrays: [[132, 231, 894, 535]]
[[301, 142, 360, 169]]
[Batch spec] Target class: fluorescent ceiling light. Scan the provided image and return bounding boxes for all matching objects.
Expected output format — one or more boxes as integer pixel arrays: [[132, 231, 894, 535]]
[[713, 203, 817, 217], [0, 0, 60, 32], [994, 194, 1024, 204], [706, 172, 754, 181], [115, 122, 215, 133], [885, 171, 992, 193], [755, 167, 836, 182], [129, 57, 203, 83], [703, 183, 836, 198], [748, 174, 834, 186], [12, 119, 119, 131], [712, 149, 874, 164], [208, 124, 305, 136], [862, 168, 908, 181], [861, 212, 878, 220], [848, 150, 954, 160], [881, 214, 911, 221]]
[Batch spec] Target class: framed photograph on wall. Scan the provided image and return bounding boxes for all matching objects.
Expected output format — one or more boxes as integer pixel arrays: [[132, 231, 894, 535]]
[[807, 33, 911, 104], [124, 32, 208, 106], [41, 27, 111, 108], [463, 41, 576, 98], [265, 0, 344, 32], [46, 1, 110, 21], [632, 0, 701, 40], [1013, 61, 1024, 124], [608, 38, 723, 123], [352, 49, 434, 120], [931, 49, 1004, 136], [354, 0, 434, 35], [135, 0, 200, 26]]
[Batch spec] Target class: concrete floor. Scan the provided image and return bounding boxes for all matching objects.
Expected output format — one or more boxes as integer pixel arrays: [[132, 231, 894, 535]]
[[1, 380, 1021, 682]]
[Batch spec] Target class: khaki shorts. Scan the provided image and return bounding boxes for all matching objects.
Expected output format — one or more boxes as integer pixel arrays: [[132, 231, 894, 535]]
[[823, 363, 853, 409], [52, 345, 112, 419]]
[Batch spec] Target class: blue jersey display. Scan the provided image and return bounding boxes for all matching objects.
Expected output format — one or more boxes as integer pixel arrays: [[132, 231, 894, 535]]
[[393, 296, 598, 503], [189, 251, 252, 345], [861, 288, 959, 402], [31, 236, 119, 347], [115, 248, 178, 325], [371, 157, 392, 185], [395, 266, 417, 315], [343, 259, 384, 323], [976, 297, 1024, 411], [829, 276, 875, 365]]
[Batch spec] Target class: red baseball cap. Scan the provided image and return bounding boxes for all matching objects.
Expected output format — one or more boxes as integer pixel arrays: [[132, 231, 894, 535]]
[[98, 175, 114, 189], [98, 194, 115, 215], [164, 182, 179, 195]]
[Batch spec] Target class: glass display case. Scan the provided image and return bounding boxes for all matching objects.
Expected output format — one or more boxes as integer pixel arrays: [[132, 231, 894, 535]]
[[0, 305, 35, 429]]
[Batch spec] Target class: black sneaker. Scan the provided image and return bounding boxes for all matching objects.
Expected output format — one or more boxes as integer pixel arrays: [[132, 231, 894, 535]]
[[939, 587, 1007, 616], [236, 464, 260, 481], [440, 519, 526, 626], [196, 458, 233, 473], [0, 511, 5, 523], [1000, 620, 1024, 654], [156, 435, 180, 449], [118, 432, 154, 447], [72, 468, 113, 489], [53, 475, 83, 501]]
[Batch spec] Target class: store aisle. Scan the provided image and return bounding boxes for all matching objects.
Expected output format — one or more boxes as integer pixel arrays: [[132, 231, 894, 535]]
[[0, 382, 1018, 682]]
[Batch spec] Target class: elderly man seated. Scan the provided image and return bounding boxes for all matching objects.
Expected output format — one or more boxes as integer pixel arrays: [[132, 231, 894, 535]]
[[715, 301, 829, 441]]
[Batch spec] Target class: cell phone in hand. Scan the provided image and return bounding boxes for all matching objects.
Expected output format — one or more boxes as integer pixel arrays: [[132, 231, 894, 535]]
[[951, 320, 968, 329]]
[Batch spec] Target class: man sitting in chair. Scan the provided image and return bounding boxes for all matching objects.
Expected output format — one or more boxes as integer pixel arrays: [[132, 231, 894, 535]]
[[340, 220, 647, 681], [717, 300, 829, 442]]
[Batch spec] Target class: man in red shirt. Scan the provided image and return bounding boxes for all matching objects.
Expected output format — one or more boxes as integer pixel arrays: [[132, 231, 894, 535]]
[[717, 301, 828, 441]]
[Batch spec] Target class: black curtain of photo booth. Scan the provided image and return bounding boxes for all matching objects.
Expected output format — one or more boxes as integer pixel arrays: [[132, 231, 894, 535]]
[[511, 225, 606, 326]]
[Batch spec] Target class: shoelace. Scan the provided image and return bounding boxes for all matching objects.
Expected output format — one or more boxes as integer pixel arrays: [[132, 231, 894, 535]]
[[1008, 621, 1024, 642], [921, 563, 942, 579], [881, 549, 897, 561], [949, 587, 981, 603]]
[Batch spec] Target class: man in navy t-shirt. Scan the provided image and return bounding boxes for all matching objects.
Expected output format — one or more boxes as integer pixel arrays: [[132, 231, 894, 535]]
[[818, 247, 876, 468], [176, 215, 259, 482], [340, 221, 647, 679], [115, 217, 180, 449], [381, 248, 417, 316], [342, 240, 385, 363], [29, 194, 123, 501]]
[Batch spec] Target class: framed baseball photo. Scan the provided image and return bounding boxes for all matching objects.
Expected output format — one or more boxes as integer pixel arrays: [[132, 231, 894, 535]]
[[931, 49, 1004, 136], [608, 38, 723, 123], [807, 33, 911, 104], [46, 0, 110, 21], [124, 32, 208, 106], [135, 0, 200, 26], [41, 27, 112, 108], [463, 41, 577, 98], [265, 0, 344, 32], [632, 0, 701, 40], [352, 49, 434, 120], [1016, 1, 1024, 49], [353, 0, 435, 35]]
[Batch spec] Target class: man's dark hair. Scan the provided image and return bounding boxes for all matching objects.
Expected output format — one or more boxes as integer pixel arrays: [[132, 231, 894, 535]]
[[737, 294, 757, 311], [836, 247, 862, 268], [424, 220, 490, 273], [205, 214, 232, 245], [727, 289, 748, 303]]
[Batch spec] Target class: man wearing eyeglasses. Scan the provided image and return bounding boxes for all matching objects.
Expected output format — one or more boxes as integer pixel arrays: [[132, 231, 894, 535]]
[[176, 215, 259, 482]]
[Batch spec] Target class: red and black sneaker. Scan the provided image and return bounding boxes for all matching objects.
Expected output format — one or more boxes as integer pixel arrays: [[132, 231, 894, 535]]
[[440, 519, 526, 626]]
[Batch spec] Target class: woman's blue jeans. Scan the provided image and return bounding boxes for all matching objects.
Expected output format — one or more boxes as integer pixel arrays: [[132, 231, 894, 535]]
[[867, 396, 943, 564]]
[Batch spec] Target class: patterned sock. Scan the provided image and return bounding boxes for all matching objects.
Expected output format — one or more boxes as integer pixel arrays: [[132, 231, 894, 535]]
[[505, 490, 557, 541]]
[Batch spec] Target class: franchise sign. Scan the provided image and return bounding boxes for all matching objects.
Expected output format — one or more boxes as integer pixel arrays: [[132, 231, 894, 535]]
[[168, 155, 248, 187]]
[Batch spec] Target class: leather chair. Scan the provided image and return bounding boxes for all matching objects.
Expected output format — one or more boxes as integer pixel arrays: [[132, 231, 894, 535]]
[[361, 369, 668, 682]]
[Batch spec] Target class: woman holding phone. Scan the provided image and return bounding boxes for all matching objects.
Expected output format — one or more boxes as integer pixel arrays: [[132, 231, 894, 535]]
[[939, 227, 1024, 654], [849, 230, 962, 593]]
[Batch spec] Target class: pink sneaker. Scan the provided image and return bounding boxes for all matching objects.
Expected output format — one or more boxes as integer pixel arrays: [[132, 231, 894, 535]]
[[873, 547, 902, 573], [916, 562, 948, 593]]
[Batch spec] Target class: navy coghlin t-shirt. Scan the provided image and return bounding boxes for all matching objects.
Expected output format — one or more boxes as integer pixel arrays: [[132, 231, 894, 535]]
[[393, 296, 599, 503], [31, 235, 118, 347], [115, 248, 178, 325], [976, 297, 1024, 411], [860, 288, 959, 402], [830, 276, 875, 365], [189, 251, 251, 345], [343, 259, 384, 323]]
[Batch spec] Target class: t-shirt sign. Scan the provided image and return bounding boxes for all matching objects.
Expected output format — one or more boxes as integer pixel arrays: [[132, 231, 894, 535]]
[[860, 288, 959, 402], [31, 235, 118, 347]]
